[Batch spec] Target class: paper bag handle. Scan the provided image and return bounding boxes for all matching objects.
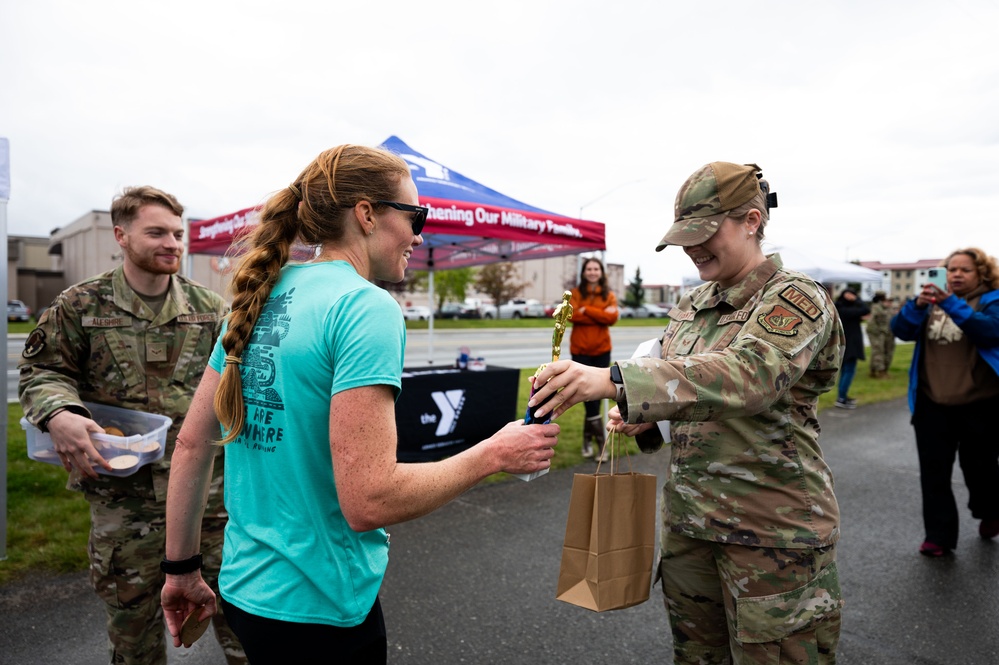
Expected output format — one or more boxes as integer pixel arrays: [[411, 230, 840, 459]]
[[594, 429, 633, 476]]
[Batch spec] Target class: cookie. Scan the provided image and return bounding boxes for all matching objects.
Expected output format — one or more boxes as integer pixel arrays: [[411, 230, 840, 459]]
[[180, 608, 212, 647], [107, 454, 139, 470]]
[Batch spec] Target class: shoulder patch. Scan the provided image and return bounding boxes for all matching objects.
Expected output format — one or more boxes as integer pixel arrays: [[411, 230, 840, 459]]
[[22, 328, 47, 358], [779, 286, 822, 321], [758, 305, 803, 336]]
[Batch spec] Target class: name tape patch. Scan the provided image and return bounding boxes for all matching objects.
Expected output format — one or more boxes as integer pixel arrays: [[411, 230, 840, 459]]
[[779, 286, 821, 321], [82, 316, 132, 328]]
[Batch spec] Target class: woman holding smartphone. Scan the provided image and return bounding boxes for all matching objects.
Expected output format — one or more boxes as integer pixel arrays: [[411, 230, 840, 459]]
[[891, 247, 999, 557]]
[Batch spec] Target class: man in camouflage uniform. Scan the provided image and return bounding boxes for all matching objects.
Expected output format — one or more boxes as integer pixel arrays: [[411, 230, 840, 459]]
[[530, 163, 845, 664], [867, 291, 895, 378], [18, 186, 245, 665]]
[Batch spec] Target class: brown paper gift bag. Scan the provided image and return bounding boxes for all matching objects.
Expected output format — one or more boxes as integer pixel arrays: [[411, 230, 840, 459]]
[[556, 432, 658, 612]]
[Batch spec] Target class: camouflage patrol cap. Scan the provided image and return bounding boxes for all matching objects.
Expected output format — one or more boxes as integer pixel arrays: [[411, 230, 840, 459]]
[[656, 162, 763, 251]]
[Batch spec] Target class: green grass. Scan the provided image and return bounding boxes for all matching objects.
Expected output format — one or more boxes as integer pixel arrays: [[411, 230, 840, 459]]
[[6, 319, 38, 335], [1, 343, 913, 585], [2, 405, 91, 584]]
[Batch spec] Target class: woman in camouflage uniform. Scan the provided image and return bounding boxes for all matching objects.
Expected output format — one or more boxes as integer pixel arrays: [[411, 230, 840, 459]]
[[530, 163, 845, 664]]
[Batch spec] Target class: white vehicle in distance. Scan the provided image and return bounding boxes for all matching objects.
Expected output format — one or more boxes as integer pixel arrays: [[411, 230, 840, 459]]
[[402, 305, 432, 321], [483, 298, 546, 319], [635, 303, 671, 318], [620, 303, 671, 318]]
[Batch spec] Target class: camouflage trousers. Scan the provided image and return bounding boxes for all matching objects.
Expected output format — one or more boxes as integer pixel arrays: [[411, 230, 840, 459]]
[[867, 332, 895, 374], [659, 532, 843, 665], [85, 469, 246, 665]]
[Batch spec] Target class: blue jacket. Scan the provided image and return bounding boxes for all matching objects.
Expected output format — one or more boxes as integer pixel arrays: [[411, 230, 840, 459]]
[[891, 289, 999, 413]]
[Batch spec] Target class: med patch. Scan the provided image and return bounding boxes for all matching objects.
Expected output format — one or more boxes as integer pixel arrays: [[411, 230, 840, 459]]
[[779, 285, 821, 320], [758, 305, 803, 336]]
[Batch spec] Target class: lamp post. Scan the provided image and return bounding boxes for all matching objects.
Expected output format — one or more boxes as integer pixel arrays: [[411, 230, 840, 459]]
[[578, 179, 645, 220], [576, 178, 645, 283]]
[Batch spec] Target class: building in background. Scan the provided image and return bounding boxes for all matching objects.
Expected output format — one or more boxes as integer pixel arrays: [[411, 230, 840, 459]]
[[7, 234, 63, 316], [858, 259, 943, 301], [7, 211, 624, 314], [15, 208, 943, 315]]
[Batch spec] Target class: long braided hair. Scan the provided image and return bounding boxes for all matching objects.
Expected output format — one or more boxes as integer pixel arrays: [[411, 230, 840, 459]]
[[214, 144, 411, 443]]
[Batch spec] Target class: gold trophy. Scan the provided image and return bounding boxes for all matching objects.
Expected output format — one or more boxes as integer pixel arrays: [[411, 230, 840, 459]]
[[515, 290, 572, 482], [525, 290, 573, 425]]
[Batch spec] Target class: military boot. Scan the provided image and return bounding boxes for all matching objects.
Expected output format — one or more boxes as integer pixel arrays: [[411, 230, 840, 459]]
[[586, 416, 609, 462], [581, 422, 595, 459]]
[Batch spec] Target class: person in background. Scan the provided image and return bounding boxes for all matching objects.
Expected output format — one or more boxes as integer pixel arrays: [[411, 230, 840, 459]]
[[867, 291, 895, 378], [160, 144, 559, 664], [890, 247, 999, 557], [833, 287, 870, 408], [569, 256, 619, 461], [17, 186, 244, 665], [529, 162, 844, 664]]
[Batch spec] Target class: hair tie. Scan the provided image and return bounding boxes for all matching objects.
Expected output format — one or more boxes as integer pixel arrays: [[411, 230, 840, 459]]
[[224, 355, 242, 366], [288, 184, 302, 200]]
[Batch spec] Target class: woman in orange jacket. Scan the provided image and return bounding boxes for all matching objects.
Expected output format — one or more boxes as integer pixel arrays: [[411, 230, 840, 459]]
[[569, 257, 619, 461]]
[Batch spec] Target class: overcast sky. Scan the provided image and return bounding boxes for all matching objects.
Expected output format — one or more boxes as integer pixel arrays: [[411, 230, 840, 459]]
[[3, 0, 998, 285]]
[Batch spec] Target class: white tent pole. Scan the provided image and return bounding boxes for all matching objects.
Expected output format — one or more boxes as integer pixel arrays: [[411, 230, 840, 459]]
[[1, 136, 10, 560], [427, 248, 435, 365]]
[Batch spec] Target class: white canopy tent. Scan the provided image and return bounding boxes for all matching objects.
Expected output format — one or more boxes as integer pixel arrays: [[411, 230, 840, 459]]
[[682, 243, 885, 289]]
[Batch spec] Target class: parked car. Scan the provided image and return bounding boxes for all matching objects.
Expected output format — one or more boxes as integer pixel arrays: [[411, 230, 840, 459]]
[[483, 298, 546, 319], [618, 305, 635, 319], [635, 303, 671, 318], [438, 302, 481, 319], [402, 305, 432, 321], [7, 299, 31, 322]]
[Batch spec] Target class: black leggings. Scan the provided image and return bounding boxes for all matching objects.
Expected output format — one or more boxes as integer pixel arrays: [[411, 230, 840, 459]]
[[220, 595, 386, 665], [572, 351, 611, 418], [912, 392, 999, 548]]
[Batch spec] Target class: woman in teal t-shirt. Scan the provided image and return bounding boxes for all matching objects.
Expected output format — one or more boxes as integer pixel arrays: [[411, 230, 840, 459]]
[[160, 145, 560, 664]]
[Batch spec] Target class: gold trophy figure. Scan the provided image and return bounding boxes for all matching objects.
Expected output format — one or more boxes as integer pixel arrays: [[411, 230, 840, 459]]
[[526, 290, 573, 423], [515, 290, 572, 482], [549, 290, 573, 363]]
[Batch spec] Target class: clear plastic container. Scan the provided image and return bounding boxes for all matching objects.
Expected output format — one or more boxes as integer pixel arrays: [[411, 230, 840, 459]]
[[22, 401, 172, 477]]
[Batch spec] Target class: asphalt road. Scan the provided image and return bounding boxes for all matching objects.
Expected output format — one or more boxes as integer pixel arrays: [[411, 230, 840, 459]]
[[2, 396, 997, 664]]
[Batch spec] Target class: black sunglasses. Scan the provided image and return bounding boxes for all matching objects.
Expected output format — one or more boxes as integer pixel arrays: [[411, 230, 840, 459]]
[[376, 201, 428, 236]]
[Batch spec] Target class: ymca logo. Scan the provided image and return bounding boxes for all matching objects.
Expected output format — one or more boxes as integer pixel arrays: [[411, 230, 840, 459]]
[[428, 389, 465, 436], [401, 152, 450, 181]]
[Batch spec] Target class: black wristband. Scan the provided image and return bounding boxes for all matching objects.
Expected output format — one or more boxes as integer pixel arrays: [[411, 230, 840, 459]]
[[160, 553, 203, 575]]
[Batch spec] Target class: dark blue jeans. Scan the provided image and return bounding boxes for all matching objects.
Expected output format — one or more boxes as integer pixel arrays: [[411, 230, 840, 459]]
[[837, 358, 858, 400]]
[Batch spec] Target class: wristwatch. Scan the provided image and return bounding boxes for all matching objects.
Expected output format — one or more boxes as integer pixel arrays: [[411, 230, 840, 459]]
[[609, 364, 628, 420]]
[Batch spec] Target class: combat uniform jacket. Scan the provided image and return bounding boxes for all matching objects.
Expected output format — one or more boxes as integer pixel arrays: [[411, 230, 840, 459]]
[[617, 255, 843, 549], [18, 265, 228, 502], [867, 301, 892, 337]]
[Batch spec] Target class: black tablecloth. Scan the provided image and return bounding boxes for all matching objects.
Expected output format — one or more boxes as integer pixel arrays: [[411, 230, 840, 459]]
[[395, 365, 521, 462]]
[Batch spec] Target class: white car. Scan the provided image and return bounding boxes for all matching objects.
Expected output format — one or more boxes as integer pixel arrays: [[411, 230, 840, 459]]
[[403, 306, 432, 321], [635, 304, 671, 318]]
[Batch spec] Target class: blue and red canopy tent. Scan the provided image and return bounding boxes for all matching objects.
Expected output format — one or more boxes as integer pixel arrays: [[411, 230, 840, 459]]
[[187, 136, 607, 361], [189, 136, 606, 266]]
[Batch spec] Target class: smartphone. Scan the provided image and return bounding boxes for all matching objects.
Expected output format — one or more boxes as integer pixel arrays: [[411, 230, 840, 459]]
[[925, 268, 948, 291]]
